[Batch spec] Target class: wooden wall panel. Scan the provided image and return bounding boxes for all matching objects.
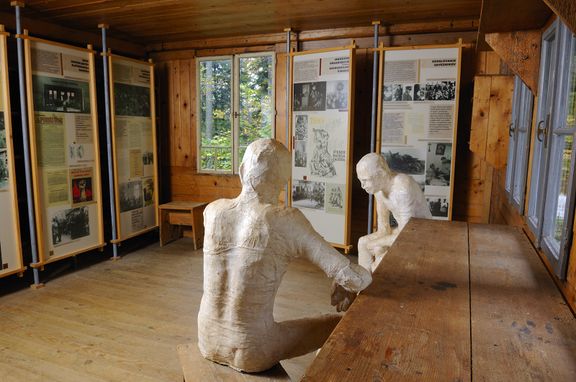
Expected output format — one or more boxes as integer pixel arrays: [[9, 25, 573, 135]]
[[485, 76, 514, 169]]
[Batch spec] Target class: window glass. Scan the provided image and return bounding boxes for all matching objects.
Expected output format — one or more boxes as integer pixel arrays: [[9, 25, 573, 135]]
[[199, 58, 232, 172]]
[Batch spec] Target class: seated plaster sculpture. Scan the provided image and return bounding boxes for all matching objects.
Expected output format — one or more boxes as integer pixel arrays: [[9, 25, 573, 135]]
[[197, 138, 372, 373], [357, 153, 432, 272]]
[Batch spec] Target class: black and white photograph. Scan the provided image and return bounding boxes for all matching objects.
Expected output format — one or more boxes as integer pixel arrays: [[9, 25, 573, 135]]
[[425, 142, 452, 186], [424, 80, 456, 101], [326, 81, 348, 110], [402, 85, 413, 101], [383, 148, 425, 175], [295, 115, 308, 140], [0, 149, 8, 190], [142, 151, 154, 165], [119, 180, 143, 212], [51, 206, 90, 246], [414, 83, 426, 101], [114, 83, 151, 117], [292, 180, 325, 210], [325, 183, 345, 215], [33, 76, 90, 114], [294, 140, 307, 168], [0, 113, 5, 149], [310, 129, 336, 178], [383, 85, 393, 102], [426, 196, 449, 218], [293, 81, 326, 111], [143, 178, 154, 206], [392, 84, 403, 101]]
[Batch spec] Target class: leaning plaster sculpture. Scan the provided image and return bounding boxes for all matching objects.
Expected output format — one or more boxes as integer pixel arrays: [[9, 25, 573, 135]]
[[198, 138, 372, 373], [357, 153, 432, 272]]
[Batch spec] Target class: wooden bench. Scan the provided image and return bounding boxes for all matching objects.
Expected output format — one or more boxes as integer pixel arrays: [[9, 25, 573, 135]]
[[303, 219, 576, 381], [177, 343, 291, 382], [159, 201, 207, 249]]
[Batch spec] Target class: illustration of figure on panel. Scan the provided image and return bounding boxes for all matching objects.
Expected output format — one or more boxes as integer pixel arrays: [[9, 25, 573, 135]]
[[198, 139, 372, 373], [357, 153, 432, 272]]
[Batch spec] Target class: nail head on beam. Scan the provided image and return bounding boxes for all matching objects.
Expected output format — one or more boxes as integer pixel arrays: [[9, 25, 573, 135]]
[[372, 20, 381, 25], [284, 28, 292, 32], [98, 23, 110, 29], [11, 1, 26, 7]]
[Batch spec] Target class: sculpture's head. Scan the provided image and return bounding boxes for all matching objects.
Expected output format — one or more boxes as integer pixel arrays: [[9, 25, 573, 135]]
[[239, 138, 291, 199], [356, 153, 391, 194]]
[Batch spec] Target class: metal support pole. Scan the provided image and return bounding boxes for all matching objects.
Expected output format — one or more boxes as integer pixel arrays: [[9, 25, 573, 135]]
[[367, 21, 380, 235], [284, 28, 291, 207], [13, 2, 41, 285], [99, 24, 119, 259]]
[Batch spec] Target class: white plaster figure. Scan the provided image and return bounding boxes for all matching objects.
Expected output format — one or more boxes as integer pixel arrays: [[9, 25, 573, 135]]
[[198, 138, 372, 373], [357, 153, 432, 272]]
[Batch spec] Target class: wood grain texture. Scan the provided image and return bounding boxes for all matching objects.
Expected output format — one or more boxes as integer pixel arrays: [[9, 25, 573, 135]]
[[485, 30, 542, 95], [303, 219, 471, 382], [178, 343, 291, 382], [542, 0, 576, 35], [470, 76, 492, 157], [485, 76, 514, 169], [469, 224, 576, 381], [0, 239, 336, 381], [1, 1, 481, 44]]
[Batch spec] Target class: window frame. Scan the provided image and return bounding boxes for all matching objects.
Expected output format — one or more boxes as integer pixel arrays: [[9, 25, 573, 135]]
[[196, 52, 276, 175]]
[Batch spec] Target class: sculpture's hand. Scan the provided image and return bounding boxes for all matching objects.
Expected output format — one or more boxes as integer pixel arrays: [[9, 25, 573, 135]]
[[330, 282, 357, 312]]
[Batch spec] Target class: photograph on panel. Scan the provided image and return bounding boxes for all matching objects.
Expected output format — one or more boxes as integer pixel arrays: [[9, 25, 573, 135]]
[[0, 113, 5, 149], [383, 147, 425, 175], [293, 82, 326, 112], [292, 180, 325, 210], [50, 206, 90, 246], [0, 149, 8, 190], [426, 195, 449, 219], [33, 76, 90, 114], [423, 80, 456, 101], [325, 183, 345, 215], [143, 178, 154, 207], [114, 83, 151, 117], [119, 180, 143, 212], [326, 81, 348, 110], [425, 142, 452, 186], [294, 140, 307, 168], [294, 114, 308, 140], [310, 128, 336, 178]]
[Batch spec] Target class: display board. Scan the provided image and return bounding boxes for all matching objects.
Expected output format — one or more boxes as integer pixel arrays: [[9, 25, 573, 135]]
[[378, 43, 462, 220], [109, 55, 158, 241], [290, 47, 355, 249], [25, 36, 104, 265], [0, 26, 24, 278]]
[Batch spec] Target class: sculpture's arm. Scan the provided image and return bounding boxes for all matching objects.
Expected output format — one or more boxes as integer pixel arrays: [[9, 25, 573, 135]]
[[375, 194, 392, 234]]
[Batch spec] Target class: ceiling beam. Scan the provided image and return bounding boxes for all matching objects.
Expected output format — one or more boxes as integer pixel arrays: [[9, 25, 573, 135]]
[[542, 0, 576, 33], [146, 18, 479, 53], [0, 11, 145, 57], [477, 0, 551, 51], [485, 30, 542, 95]]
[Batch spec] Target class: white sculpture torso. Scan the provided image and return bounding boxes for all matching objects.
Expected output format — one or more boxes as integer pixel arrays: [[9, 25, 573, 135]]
[[198, 139, 372, 373], [357, 153, 432, 272]]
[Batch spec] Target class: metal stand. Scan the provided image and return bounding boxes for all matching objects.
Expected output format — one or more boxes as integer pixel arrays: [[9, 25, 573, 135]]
[[367, 21, 380, 235], [12, 1, 42, 287], [99, 24, 119, 260], [284, 28, 292, 207]]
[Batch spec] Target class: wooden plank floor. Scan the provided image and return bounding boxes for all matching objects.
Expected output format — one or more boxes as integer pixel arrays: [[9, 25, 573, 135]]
[[0, 238, 335, 382]]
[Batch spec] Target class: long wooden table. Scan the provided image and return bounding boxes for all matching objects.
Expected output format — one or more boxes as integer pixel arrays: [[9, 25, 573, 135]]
[[302, 219, 576, 382]]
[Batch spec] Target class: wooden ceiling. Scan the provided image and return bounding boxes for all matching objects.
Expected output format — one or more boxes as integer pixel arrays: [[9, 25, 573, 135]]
[[3, 0, 483, 44]]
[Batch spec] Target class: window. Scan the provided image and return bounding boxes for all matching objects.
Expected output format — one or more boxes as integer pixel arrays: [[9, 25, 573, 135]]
[[505, 76, 534, 213], [197, 53, 275, 173], [526, 20, 576, 278]]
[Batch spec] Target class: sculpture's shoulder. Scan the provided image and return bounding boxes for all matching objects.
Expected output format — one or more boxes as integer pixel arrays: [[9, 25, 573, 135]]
[[393, 173, 415, 190], [262, 204, 307, 225], [204, 198, 236, 220]]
